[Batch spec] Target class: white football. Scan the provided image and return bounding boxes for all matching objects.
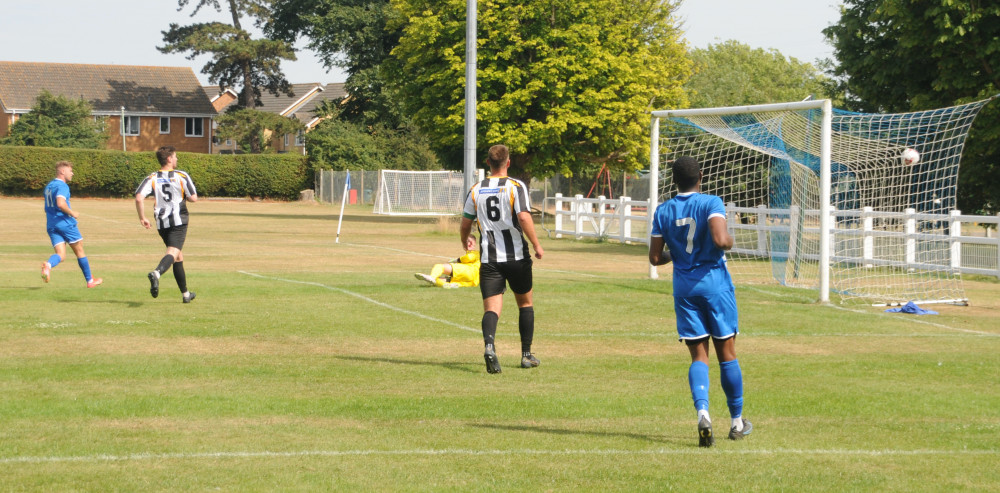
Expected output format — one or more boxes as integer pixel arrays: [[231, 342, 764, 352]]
[[901, 148, 920, 165]]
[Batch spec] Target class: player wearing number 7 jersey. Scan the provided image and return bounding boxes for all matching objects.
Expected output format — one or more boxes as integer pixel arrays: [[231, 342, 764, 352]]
[[648, 156, 750, 447], [135, 146, 198, 303]]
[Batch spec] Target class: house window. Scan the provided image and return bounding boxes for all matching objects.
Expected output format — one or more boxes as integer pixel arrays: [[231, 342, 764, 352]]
[[122, 116, 140, 136], [295, 131, 305, 146], [185, 117, 203, 137], [160, 117, 170, 134], [225, 138, 233, 146], [284, 133, 290, 147]]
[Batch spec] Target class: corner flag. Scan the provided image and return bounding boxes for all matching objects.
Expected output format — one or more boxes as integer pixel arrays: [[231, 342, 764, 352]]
[[336, 171, 351, 243]]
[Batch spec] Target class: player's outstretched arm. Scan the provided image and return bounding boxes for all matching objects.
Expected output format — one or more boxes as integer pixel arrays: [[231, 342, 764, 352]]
[[459, 217, 474, 250], [56, 197, 79, 219], [648, 236, 672, 265], [709, 216, 733, 251], [134, 193, 151, 229], [517, 211, 543, 259]]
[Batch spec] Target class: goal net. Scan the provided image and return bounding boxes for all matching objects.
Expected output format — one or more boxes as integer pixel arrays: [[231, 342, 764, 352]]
[[650, 97, 994, 305], [373, 170, 466, 216]]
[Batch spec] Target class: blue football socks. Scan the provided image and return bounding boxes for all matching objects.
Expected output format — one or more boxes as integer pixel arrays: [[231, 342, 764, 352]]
[[688, 361, 710, 412], [77, 257, 93, 282], [719, 359, 744, 420]]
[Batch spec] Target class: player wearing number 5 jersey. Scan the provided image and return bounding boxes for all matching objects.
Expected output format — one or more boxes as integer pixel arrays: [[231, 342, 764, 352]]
[[135, 146, 198, 303], [649, 156, 750, 447], [460, 144, 544, 374]]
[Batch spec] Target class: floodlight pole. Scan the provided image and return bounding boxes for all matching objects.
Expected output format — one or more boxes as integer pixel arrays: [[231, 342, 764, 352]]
[[463, 0, 477, 192]]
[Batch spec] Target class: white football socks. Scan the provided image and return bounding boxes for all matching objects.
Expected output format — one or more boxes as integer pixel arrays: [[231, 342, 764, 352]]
[[732, 416, 743, 431], [697, 409, 710, 423]]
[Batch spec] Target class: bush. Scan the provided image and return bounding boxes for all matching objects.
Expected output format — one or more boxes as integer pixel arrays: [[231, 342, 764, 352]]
[[0, 146, 308, 199]]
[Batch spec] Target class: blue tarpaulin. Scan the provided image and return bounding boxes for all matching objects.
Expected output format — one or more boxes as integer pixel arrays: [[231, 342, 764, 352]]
[[885, 301, 938, 315]]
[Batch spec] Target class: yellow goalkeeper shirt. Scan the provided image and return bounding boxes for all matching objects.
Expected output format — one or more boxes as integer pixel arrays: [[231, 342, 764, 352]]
[[445, 250, 481, 287]]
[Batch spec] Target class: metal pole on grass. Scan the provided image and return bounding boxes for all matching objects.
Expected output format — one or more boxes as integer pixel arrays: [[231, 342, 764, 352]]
[[463, 0, 477, 192]]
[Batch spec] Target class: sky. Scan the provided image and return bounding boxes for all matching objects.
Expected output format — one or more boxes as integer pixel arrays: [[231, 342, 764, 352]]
[[0, 0, 348, 86], [675, 0, 843, 65], [0, 0, 842, 87]]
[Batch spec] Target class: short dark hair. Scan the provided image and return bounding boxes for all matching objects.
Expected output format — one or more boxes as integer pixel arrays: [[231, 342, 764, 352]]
[[672, 156, 701, 192], [156, 146, 176, 166], [487, 144, 509, 170]]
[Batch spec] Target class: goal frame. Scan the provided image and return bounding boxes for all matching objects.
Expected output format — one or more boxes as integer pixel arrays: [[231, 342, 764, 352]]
[[648, 100, 834, 302], [373, 169, 466, 216]]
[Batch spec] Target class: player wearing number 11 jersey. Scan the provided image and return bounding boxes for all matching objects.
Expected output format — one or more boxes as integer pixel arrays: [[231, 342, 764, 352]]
[[648, 156, 750, 447], [135, 146, 198, 303]]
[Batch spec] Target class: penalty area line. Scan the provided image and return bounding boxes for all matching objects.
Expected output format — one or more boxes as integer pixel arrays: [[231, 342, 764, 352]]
[[2, 447, 996, 464], [238, 271, 479, 334]]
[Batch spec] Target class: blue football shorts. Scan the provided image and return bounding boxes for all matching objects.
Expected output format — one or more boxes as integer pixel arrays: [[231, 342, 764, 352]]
[[673, 289, 738, 342], [46, 218, 82, 246]]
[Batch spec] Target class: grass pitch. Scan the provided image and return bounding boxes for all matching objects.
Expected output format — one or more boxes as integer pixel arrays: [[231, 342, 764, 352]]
[[1, 197, 999, 491]]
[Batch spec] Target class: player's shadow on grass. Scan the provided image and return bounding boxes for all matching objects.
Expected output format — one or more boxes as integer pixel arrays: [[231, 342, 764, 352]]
[[469, 423, 682, 445], [334, 354, 479, 374], [56, 298, 143, 308]]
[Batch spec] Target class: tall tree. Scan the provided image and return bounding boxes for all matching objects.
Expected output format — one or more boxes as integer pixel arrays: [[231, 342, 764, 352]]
[[160, 0, 297, 152], [215, 108, 305, 153], [267, 0, 402, 128], [685, 41, 833, 107], [824, 0, 1000, 216], [1, 90, 108, 149], [387, 0, 691, 183]]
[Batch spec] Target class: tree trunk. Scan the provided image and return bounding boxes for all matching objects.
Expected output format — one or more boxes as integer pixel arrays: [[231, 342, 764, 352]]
[[227, 0, 261, 153], [508, 153, 533, 187]]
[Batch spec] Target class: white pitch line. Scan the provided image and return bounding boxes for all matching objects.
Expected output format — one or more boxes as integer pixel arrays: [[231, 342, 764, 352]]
[[1, 447, 996, 464], [738, 285, 997, 337], [825, 303, 998, 336], [238, 271, 480, 334], [239, 272, 997, 340]]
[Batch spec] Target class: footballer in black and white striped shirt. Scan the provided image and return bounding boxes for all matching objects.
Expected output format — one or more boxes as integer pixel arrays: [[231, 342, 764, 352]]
[[460, 144, 544, 374], [135, 146, 199, 303]]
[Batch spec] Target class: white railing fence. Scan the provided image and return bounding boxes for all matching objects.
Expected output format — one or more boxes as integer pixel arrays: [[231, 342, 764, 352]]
[[542, 194, 650, 244], [541, 194, 1000, 279]]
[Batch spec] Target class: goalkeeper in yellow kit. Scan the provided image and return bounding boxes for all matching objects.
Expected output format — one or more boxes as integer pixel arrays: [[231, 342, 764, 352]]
[[415, 235, 480, 288]]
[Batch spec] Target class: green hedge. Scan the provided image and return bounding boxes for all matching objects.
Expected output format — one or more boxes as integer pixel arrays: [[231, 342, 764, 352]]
[[0, 146, 310, 200]]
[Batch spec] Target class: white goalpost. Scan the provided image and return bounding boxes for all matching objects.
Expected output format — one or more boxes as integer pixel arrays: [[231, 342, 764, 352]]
[[373, 170, 466, 216], [649, 97, 995, 305]]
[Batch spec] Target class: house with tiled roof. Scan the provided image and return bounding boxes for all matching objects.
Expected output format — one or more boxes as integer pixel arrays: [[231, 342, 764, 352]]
[[0, 61, 217, 153], [203, 82, 346, 155]]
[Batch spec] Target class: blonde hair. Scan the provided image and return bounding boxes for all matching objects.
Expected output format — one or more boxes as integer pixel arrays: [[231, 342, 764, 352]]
[[55, 160, 73, 172]]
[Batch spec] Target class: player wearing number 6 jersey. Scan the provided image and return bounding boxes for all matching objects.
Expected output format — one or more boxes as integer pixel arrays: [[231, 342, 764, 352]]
[[648, 156, 750, 447], [460, 144, 544, 374], [135, 146, 198, 303]]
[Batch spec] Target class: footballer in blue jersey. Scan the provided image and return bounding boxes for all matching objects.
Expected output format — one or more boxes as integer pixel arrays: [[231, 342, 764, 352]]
[[40, 161, 102, 288], [649, 156, 750, 447]]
